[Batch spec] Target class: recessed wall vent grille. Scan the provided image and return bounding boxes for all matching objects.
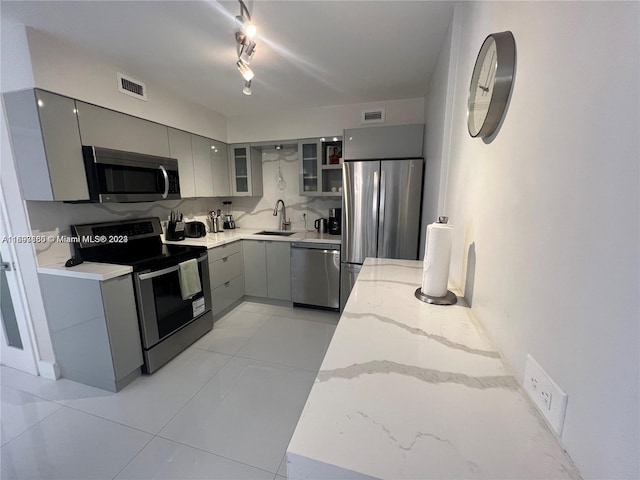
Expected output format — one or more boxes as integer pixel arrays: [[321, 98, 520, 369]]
[[361, 108, 385, 124], [117, 73, 147, 101]]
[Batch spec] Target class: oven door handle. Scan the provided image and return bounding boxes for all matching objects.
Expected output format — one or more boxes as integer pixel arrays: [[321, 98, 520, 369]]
[[137, 255, 206, 281]]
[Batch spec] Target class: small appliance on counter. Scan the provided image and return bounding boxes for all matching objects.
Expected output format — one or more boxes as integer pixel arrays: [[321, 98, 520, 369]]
[[165, 210, 185, 241], [328, 208, 341, 235], [207, 210, 220, 233], [184, 221, 206, 238], [314, 218, 328, 233], [223, 201, 235, 229]]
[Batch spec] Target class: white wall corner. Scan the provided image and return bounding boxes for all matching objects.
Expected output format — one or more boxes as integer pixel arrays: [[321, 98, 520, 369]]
[[37, 360, 60, 380]]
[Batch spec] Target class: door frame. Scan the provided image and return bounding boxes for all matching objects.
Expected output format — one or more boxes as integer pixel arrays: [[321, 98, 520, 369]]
[[0, 191, 39, 375]]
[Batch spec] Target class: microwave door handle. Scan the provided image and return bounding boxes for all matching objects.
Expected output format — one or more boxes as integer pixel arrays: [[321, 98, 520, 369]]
[[159, 165, 169, 199]]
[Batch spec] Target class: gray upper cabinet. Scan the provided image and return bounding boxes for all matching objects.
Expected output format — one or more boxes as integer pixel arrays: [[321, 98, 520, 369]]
[[168, 128, 196, 198], [3, 89, 89, 201], [343, 124, 424, 160], [191, 134, 214, 197], [76, 101, 170, 157], [229, 144, 263, 197], [211, 139, 230, 197]]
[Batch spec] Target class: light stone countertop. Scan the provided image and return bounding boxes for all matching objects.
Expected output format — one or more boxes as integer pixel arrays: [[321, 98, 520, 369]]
[[286, 258, 581, 480], [37, 228, 340, 280], [162, 227, 341, 248], [37, 261, 133, 281]]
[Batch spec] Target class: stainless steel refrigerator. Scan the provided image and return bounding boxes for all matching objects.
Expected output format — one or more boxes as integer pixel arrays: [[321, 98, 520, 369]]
[[341, 158, 424, 310]]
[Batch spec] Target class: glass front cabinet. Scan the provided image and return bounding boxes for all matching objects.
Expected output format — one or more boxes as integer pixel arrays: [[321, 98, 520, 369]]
[[229, 144, 263, 197], [299, 137, 342, 197]]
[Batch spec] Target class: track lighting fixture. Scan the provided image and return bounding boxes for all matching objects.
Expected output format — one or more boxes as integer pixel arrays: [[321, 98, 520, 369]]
[[236, 60, 254, 81], [234, 0, 258, 94]]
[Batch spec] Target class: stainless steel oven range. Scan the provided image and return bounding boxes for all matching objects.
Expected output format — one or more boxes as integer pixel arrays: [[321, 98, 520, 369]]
[[72, 217, 212, 373]]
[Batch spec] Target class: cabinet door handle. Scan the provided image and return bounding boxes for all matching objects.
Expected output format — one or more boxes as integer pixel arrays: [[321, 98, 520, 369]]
[[224, 281, 231, 286], [222, 256, 228, 262]]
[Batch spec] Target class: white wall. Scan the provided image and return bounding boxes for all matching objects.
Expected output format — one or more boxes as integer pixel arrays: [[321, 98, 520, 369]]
[[419, 6, 459, 259], [24, 27, 227, 141], [226, 97, 425, 144], [426, 2, 639, 478]]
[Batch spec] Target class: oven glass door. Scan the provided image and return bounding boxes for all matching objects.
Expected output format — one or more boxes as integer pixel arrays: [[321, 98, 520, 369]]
[[135, 257, 211, 348]]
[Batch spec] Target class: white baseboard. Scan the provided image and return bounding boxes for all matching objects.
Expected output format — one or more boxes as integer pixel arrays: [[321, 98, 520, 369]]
[[38, 361, 60, 380]]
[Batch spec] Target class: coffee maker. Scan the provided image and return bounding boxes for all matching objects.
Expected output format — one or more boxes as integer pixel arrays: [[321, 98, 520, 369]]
[[328, 208, 341, 235], [222, 201, 235, 229]]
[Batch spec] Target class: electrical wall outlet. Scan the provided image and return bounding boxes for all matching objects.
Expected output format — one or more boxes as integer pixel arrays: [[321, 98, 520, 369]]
[[523, 354, 568, 436]]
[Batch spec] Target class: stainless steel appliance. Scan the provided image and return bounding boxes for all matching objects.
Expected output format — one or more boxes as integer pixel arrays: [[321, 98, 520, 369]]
[[291, 242, 340, 311], [223, 201, 235, 229], [341, 159, 423, 310], [314, 218, 328, 233], [328, 208, 341, 235], [82, 146, 180, 203], [71, 218, 212, 373], [184, 221, 206, 238]]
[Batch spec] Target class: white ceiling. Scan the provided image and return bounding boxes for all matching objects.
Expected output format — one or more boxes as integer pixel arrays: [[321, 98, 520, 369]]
[[0, 1, 455, 117]]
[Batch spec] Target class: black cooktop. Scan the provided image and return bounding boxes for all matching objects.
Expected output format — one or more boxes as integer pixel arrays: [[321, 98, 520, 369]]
[[72, 217, 206, 272]]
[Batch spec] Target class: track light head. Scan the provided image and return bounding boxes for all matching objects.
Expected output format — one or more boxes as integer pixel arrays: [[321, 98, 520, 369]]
[[236, 60, 254, 81], [243, 80, 252, 95]]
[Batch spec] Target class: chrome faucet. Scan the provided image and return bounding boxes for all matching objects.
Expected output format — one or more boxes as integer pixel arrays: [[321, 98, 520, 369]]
[[273, 199, 290, 230]]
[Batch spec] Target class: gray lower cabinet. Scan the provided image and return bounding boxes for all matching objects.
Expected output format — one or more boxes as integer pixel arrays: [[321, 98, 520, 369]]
[[76, 101, 170, 157], [242, 240, 268, 297], [3, 89, 89, 201], [208, 241, 244, 316], [39, 273, 143, 392], [242, 240, 291, 301], [266, 241, 291, 300]]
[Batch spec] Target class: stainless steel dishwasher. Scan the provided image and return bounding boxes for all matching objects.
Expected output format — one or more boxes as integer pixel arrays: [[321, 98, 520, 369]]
[[290, 242, 340, 311]]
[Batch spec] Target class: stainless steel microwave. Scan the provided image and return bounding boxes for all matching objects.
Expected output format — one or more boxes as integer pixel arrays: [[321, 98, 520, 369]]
[[82, 146, 180, 203]]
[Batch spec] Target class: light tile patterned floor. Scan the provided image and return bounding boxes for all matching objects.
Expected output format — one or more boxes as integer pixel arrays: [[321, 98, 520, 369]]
[[0, 302, 339, 480]]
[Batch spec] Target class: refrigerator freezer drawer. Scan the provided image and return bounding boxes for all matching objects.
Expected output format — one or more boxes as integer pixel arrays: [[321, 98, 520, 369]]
[[291, 244, 340, 310]]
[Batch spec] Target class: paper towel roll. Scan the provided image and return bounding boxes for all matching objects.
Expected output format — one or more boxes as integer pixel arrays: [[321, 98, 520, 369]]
[[421, 221, 453, 297]]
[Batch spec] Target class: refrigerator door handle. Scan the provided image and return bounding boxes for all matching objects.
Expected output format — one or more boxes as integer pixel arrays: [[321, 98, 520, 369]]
[[373, 170, 380, 243], [377, 170, 386, 257]]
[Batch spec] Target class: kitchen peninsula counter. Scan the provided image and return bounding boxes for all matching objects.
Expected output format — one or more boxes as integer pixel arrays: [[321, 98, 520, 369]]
[[286, 258, 580, 479]]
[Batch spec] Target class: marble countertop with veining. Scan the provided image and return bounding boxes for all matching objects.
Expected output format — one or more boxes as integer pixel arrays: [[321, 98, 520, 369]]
[[163, 228, 341, 248], [286, 258, 580, 480]]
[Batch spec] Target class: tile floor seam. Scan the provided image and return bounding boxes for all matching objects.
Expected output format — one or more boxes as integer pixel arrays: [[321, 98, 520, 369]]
[[0, 376, 84, 406], [152, 352, 235, 435], [61, 403, 162, 437], [0, 400, 63, 448], [110, 432, 156, 480], [151, 433, 281, 476], [231, 352, 320, 374]]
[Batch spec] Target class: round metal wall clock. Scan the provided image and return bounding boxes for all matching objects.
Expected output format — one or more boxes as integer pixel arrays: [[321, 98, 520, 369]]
[[467, 31, 516, 138]]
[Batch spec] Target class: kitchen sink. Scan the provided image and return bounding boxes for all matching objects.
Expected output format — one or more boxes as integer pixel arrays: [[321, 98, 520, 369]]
[[254, 230, 296, 236]]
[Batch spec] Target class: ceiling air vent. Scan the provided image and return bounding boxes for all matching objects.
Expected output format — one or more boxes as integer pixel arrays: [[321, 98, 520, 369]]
[[117, 73, 147, 101], [361, 108, 385, 124]]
